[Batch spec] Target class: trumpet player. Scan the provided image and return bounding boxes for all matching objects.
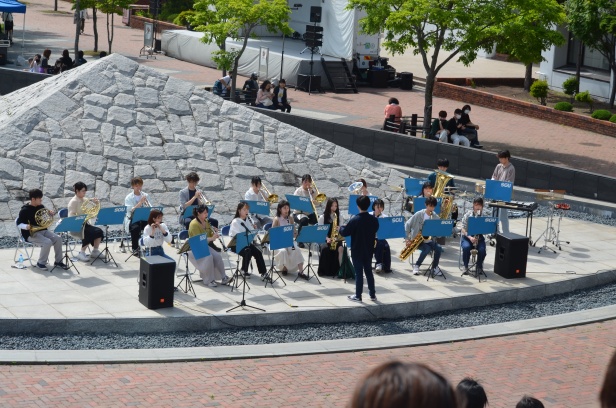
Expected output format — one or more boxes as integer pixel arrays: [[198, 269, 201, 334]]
[[405, 196, 443, 277], [124, 176, 152, 256], [461, 197, 487, 276], [68, 182, 104, 262], [17, 189, 65, 270], [179, 172, 220, 251], [244, 176, 273, 228]]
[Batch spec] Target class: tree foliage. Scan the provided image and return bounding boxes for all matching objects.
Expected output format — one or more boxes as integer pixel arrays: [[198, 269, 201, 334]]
[[97, 0, 133, 53], [348, 0, 567, 127], [530, 80, 549, 105], [565, 0, 616, 107], [191, 0, 292, 96]]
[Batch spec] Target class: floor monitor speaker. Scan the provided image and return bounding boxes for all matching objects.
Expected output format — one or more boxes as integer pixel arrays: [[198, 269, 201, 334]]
[[494, 232, 529, 279], [139, 255, 176, 309]]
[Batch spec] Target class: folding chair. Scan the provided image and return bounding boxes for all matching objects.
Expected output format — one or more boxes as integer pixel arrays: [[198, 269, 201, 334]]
[[14, 219, 40, 266], [58, 208, 80, 257]]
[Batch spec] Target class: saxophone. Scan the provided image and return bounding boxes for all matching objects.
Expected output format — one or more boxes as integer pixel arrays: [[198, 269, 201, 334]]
[[329, 213, 340, 250], [399, 231, 427, 261], [470, 210, 481, 263]]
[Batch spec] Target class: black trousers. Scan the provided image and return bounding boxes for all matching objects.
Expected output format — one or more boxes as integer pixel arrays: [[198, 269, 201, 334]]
[[129, 220, 147, 251], [82, 224, 104, 247], [231, 244, 266, 275]]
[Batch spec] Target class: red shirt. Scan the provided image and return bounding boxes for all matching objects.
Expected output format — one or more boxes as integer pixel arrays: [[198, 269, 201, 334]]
[[384, 104, 402, 122]]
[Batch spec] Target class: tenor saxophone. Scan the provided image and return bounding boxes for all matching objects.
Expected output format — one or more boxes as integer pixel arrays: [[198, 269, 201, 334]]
[[329, 213, 340, 250], [399, 231, 428, 261]]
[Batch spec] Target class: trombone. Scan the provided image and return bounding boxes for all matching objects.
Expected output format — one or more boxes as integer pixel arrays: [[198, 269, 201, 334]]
[[260, 183, 278, 204], [311, 179, 327, 204]]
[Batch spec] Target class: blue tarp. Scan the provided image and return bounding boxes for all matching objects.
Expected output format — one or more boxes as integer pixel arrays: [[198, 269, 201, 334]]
[[0, 0, 26, 14]]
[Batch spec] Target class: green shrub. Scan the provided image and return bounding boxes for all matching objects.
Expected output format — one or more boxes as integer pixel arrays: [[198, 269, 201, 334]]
[[610, 114, 616, 123], [575, 90, 594, 113], [530, 80, 549, 106], [562, 77, 577, 96], [554, 102, 573, 112], [591, 109, 612, 121], [166, 13, 178, 23], [173, 10, 195, 27]]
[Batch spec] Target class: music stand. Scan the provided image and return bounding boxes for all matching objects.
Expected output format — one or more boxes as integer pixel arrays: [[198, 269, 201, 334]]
[[422, 219, 455, 281], [413, 197, 443, 215], [377, 216, 406, 239], [227, 230, 263, 312], [463, 217, 498, 282], [348, 195, 378, 215], [52, 215, 87, 274], [405, 177, 426, 197], [285, 194, 314, 214], [178, 234, 211, 296], [125, 207, 162, 262], [92, 206, 126, 267], [295, 224, 329, 284], [263, 225, 294, 288]]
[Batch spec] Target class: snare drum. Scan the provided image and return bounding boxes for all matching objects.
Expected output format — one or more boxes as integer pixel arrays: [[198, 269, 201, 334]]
[[404, 196, 414, 213], [475, 182, 486, 195]]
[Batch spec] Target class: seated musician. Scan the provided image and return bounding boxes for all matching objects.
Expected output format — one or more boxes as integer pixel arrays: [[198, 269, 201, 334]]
[[357, 178, 370, 196], [185, 205, 232, 287], [229, 202, 267, 278], [460, 197, 487, 275], [17, 189, 65, 270], [405, 196, 443, 276], [67, 182, 104, 261], [317, 198, 344, 278], [419, 181, 433, 198], [179, 172, 220, 251], [271, 200, 304, 276], [293, 174, 318, 247], [142, 209, 174, 261], [371, 199, 391, 273], [124, 176, 152, 256], [244, 176, 273, 229]]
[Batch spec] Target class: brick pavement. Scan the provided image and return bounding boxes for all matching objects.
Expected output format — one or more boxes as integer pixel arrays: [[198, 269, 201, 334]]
[[0, 319, 614, 407]]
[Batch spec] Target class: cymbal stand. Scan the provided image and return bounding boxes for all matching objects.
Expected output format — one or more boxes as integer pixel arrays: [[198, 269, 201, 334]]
[[534, 202, 557, 254]]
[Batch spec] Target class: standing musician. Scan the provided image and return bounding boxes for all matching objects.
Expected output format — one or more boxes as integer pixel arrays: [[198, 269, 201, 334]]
[[244, 176, 273, 229], [460, 197, 487, 275], [316, 198, 344, 279], [17, 189, 65, 270], [371, 199, 391, 273], [142, 209, 174, 261], [405, 196, 443, 277], [229, 202, 267, 278], [179, 172, 220, 252], [491, 150, 516, 234], [357, 178, 370, 196], [271, 200, 304, 276], [187, 205, 232, 287], [67, 182, 104, 261], [124, 176, 152, 256]]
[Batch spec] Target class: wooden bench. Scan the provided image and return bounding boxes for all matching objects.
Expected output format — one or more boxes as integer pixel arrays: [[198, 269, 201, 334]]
[[383, 114, 425, 136]]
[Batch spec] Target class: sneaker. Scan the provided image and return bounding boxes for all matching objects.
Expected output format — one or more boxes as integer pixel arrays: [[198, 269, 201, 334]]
[[370, 296, 377, 302], [77, 252, 89, 262], [208, 280, 218, 287], [433, 266, 443, 276], [90, 249, 101, 258], [474, 144, 484, 149], [375, 264, 383, 273], [462, 265, 469, 275], [243, 270, 252, 278], [221, 276, 233, 285], [347, 295, 362, 302], [298, 272, 309, 280], [36, 262, 48, 270], [54, 261, 68, 269], [412, 265, 420, 275]]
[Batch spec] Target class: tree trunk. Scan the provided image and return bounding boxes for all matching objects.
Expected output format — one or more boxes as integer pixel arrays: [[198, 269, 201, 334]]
[[423, 73, 435, 135], [221, 42, 227, 77], [93, 8, 98, 52], [575, 41, 583, 94], [523, 63, 533, 92], [54, 0, 57, 12], [610, 62, 616, 108], [74, 1, 80, 60]]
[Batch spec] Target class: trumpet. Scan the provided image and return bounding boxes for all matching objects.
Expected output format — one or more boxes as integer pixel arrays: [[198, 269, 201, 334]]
[[260, 183, 278, 204], [197, 191, 211, 206]]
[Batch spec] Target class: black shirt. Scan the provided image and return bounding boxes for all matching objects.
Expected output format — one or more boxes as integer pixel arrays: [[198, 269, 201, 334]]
[[339, 212, 379, 259], [17, 204, 46, 240]]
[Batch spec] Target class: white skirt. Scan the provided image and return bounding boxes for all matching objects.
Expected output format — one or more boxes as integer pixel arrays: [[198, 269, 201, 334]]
[[274, 243, 304, 272], [187, 250, 226, 283]]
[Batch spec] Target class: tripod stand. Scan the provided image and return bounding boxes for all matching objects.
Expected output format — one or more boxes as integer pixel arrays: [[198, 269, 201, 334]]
[[227, 246, 264, 313], [534, 204, 569, 254], [295, 242, 321, 284], [51, 231, 80, 274], [264, 248, 286, 288], [461, 245, 487, 282], [176, 251, 196, 297], [91, 225, 118, 267]]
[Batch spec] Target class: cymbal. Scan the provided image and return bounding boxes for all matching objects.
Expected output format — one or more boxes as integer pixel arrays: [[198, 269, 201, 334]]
[[456, 191, 474, 198], [389, 185, 404, 192]]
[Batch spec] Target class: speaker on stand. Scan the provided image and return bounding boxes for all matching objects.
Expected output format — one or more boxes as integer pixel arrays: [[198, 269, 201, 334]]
[[310, 6, 321, 23]]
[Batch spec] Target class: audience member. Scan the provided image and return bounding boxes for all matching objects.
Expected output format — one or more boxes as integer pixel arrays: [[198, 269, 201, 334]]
[[600, 349, 616, 408], [430, 110, 449, 141], [459, 104, 483, 148], [242, 72, 259, 105], [219, 74, 232, 97], [350, 361, 459, 408], [446, 109, 471, 147], [59, 49, 73, 70], [41, 49, 52, 73], [384, 97, 402, 123], [456, 377, 488, 408], [515, 395, 544, 408], [256, 80, 274, 109], [272, 79, 291, 113], [99, 51, 107, 58], [29, 54, 41, 73], [74, 50, 87, 67]]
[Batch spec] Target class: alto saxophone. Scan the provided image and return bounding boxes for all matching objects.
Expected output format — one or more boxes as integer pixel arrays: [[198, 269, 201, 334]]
[[329, 213, 340, 250], [399, 231, 428, 261]]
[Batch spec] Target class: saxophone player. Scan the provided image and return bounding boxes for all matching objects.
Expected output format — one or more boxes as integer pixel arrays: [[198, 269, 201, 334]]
[[461, 197, 487, 276], [404, 196, 443, 276], [67, 182, 104, 261], [316, 198, 343, 279]]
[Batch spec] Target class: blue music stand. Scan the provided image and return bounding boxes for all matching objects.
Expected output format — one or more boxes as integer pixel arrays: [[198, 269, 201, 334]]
[[422, 219, 456, 281], [485, 180, 513, 202], [377, 216, 406, 239], [295, 224, 329, 284], [348, 195, 378, 215], [413, 197, 442, 214], [188, 234, 211, 259], [405, 177, 426, 196], [52, 215, 87, 274], [242, 200, 270, 216], [92, 206, 126, 267], [132, 206, 163, 223], [285, 194, 314, 213], [465, 217, 498, 282], [263, 225, 294, 287]]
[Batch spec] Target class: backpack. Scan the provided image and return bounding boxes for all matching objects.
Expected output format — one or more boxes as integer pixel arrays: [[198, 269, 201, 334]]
[[212, 80, 223, 95]]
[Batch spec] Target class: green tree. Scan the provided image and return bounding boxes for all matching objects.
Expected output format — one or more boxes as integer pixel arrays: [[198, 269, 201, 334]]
[[98, 0, 133, 53], [73, 0, 101, 52], [565, 0, 616, 108], [348, 0, 568, 129], [191, 0, 292, 99]]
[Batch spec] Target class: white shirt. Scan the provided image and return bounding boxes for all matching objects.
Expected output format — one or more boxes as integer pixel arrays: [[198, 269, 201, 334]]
[[244, 188, 263, 202], [229, 217, 256, 238], [143, 223, 172, 247]]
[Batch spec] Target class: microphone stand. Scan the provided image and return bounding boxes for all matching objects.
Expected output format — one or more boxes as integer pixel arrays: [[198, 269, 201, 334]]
[[227, 222, 264, 312]]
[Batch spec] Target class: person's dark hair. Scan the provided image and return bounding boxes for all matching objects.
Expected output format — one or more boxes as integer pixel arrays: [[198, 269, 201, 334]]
[[439, 110, 447, 118], [130, 177, 143, 186], [43, 49, 51, 59], [497, 150, 511, 159], [462, 104, 471, 111], [192, 204, 209, 219], [425, 196, 438, 207], [388, 97, 399, 105], [147, 209, 163, 225], [456, 377, 488, 408], [185, 172, 200, 183], [73, 182, 87, 192], [234, 202, 249, 218], [358, 178, 367, 188], [372, 198, 384, 211], [99, 51, 107, 58], [323, 198, 340, 221], [350, 361, 459, 408], [473, 197, 484, 206], [276, 200, 290, 217], [62, 49, 70, 58], [515, 395, 544, 408], [29, 189, 43, 200], [301, 174, 312, 183], [250, 72, 258, 80], [251, 176, 262, 187], [600, 350, 616, 408], [454, 108, 463, 115], [421, 181, 433, 197], [437, 158, 450, 168], [260, 80, 271, 90], [356, 195, 370, 211], [279, 78, 286, 84], [77, 50, 84, 58]]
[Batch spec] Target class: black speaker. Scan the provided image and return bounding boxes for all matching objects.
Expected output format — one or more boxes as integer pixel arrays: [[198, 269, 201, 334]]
[[297, 74, 321, 92], [494, 232, 529, 279], [139, 255, 176, 309], [310, 6, 322, 23]]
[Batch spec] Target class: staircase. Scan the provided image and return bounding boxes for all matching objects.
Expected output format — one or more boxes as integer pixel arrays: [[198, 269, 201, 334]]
[[321, 57, 358, 93]]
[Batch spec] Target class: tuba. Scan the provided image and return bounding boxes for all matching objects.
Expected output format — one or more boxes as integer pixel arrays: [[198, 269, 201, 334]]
[[260, 183, 279, 204], [81, 198, 100, 223], [399, 231, 428, 261], [433, 170, 455, 220], [30, 208, 55, 234]]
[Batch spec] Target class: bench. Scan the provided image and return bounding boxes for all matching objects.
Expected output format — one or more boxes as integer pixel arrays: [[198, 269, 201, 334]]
[[383, 114, 425, 136]]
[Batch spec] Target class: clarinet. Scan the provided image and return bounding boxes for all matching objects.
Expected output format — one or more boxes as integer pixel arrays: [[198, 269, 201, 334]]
[[205, 218, 227, 252]]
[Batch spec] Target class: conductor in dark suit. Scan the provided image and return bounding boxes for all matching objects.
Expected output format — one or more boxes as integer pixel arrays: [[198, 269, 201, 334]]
[[272, 79, 292, 113]]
